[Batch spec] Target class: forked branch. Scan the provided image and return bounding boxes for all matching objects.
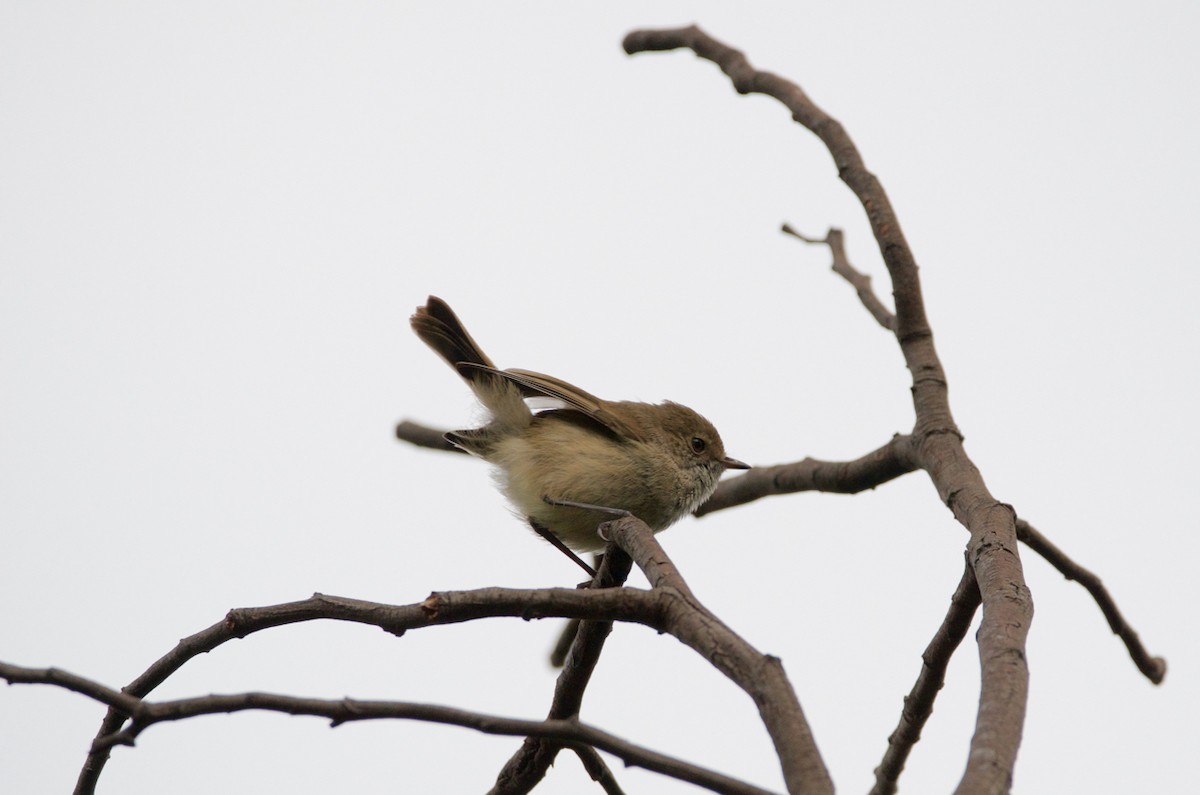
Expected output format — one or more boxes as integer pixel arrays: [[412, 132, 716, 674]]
[[624, 24, 1032, 795], [1, 661, 774, 795], [71, 516, 828, 795]]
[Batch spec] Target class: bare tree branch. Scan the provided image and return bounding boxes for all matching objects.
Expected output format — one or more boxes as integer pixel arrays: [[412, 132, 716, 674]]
[[492, 549, 632, 794], [1, 662, 144, 716], [1016, 519, 1165, 684], [696, 434, 917, 516], [74, 518, 830, 794], [624, 25, 1034, 795], [388, 31, 1165, 795], [778, 219, 1163, 685], [782, 224, 896, 331], [872, 562, 982, 795], [76, 587, 652, 794], [494, 516, 833, 794], [775, 219, 1163, 683], [606, 516, 832, 795], [1, 661, 776, 795], [0, 19, 1162, 795]]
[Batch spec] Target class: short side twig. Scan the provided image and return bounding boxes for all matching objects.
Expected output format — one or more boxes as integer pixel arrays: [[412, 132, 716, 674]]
[[1016, 519, 1165, 684], [782, 224, 896, 331], [871, 562, 982, 795]]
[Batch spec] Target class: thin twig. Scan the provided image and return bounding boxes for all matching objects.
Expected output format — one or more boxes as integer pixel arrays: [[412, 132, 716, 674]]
[[782, 224, 896, 331], [0, 662, 144, 716], [1016, 519, 1165, 684], [1, 661, 775, 795], [871, 562, 982, 795]]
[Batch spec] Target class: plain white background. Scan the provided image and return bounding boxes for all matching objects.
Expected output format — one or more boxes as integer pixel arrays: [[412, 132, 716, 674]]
[[2, 3, 1196, 793]]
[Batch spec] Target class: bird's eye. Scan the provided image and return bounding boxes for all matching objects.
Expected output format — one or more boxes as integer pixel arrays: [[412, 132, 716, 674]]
[[690, 436, 707, 455]]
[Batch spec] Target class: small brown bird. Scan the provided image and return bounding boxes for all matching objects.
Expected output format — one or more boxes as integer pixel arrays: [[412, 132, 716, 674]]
[[411, 296, 748, 570]]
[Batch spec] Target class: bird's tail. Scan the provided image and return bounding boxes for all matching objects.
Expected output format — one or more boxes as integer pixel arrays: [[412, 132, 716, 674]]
[[411, 295, 495, 373], [411, 296, 530, 435]]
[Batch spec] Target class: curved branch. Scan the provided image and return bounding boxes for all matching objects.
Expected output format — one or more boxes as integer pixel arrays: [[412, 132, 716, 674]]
[[1016, 519, 1165, 684], [697, 434, 917, 516], [1, 662, 776, 795], [625, 26, 1033, 795]]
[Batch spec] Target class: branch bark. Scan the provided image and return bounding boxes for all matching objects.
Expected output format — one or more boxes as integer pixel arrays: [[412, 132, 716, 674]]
[[696, 434, 917, 516], [872, 562, 982, 795], [1016, 519, 1165, 683], [73, 517, 830, 794], [75, 587, 652, 795], [624, 25, 1033, 795], [606, 516, 832, 795], [3, 661, 775, 795]]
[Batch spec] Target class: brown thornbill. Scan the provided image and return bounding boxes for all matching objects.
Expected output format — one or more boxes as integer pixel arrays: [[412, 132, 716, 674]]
[[411, 296, 748, 571]]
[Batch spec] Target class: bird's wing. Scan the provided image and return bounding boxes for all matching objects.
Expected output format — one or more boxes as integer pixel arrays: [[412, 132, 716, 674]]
[[456, 363, 646, 442]]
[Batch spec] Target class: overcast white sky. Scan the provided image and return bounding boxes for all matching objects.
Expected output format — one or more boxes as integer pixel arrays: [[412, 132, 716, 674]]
[[2, 3, 1197, 793]]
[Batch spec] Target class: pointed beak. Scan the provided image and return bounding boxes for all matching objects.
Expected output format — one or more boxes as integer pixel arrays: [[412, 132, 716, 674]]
[[721, 456, 751, 470]]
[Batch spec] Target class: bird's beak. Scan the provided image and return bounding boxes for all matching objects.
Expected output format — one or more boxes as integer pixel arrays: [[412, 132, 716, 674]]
[[722, 456, 751, 470]]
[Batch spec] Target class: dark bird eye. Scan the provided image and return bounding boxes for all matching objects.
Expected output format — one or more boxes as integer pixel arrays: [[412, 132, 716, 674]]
[[690, 436, 707, 454]]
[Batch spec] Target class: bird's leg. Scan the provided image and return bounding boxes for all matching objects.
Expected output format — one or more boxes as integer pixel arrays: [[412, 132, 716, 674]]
[[528, 518, 597, 578]]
